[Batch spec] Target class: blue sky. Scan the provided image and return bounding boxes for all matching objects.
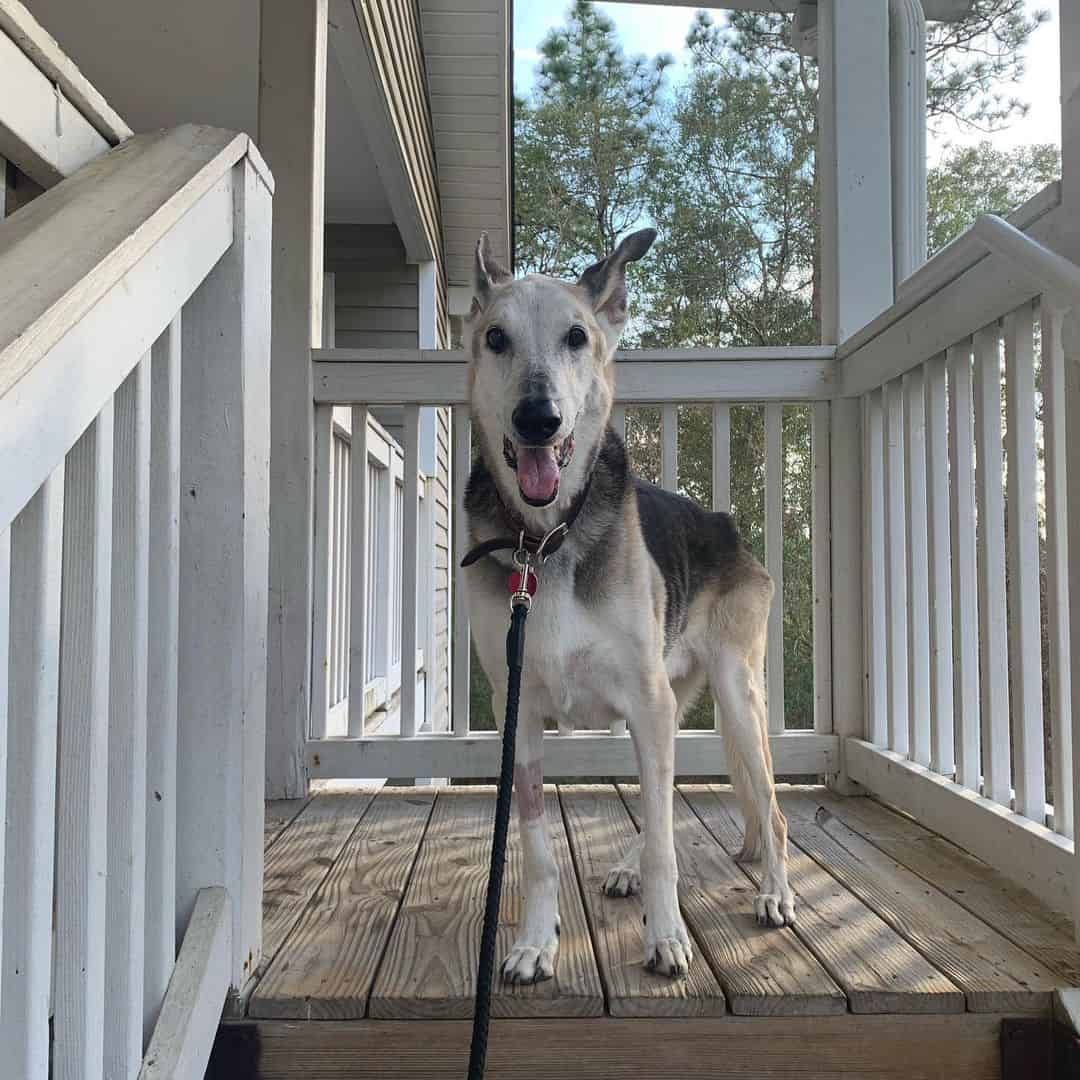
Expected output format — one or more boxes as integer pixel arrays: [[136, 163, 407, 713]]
[[513, 1, 1061, 162]]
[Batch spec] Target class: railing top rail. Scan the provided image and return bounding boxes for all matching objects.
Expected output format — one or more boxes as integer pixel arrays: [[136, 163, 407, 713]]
[[313, 346, 837, 405], [314, 345, 836, 364], [0, 0, 132, 146], [839, 180, 1062, 364], [972, 214, 1080, 308], [0, 123, 272, 530], [0, 124, 270, 403]]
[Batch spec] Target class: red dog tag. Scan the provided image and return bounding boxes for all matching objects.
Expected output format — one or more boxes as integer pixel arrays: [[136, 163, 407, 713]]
[[508, 569, 538, 596]]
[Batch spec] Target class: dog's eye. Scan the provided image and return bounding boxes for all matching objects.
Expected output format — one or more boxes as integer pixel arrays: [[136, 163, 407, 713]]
[[567, 325, 588, 349], [485, 326, 508, 353]]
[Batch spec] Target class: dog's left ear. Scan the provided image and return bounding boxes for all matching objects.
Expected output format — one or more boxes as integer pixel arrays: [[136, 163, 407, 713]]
[[471, 232, 512, 315], [577, 228, 657, 346]]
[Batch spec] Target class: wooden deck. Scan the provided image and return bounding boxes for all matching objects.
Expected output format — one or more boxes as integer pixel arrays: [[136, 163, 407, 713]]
[[214, 784, 1080, 1078]]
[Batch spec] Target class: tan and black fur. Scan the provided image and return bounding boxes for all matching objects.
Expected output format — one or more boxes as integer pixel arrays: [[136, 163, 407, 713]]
[[463, 229, 793, 985]]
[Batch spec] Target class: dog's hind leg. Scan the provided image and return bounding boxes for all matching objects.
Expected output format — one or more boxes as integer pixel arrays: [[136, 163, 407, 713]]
[[604, 669, 701, 898], [498, 701, 561, 984], [709, 643, 795, 927]]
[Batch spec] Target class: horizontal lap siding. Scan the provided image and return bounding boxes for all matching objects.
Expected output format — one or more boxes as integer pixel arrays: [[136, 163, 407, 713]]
[[325, 225, 419, 350]]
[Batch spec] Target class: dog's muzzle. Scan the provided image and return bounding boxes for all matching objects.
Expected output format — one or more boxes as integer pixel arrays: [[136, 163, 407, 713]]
[[502, 432, 575, 507]]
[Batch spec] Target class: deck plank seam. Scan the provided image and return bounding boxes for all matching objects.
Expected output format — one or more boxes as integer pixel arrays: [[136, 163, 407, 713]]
[[359, 786, 440, 1019], [264, 796, 313, 855], [256, 789, 381, 985], [555, 785, 615, 1018]]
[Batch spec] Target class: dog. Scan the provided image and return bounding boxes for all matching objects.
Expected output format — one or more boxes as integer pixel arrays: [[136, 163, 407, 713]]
[[462, 228, 793, 985]]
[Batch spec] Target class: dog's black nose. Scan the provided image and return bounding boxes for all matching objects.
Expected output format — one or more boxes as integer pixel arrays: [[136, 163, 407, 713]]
[[512, 397, 562, 444]]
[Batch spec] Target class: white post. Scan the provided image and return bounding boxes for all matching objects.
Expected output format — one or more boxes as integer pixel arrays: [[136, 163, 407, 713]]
[[177, 158, 272, 991], [54, 410, 113, 1079], [1062, 307, 1080, 939], [888, 0, 927, 283], [1061, 0, 1080, 216], [819, 0, 892, 790], [105, 356, 152, 1074], [418, 262, 442, 733], [260, 0, 328, 798], [0, 470, 64, 1079], [144, 318, 182, 1038]]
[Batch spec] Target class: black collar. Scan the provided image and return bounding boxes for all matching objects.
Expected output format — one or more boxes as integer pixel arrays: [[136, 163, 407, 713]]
[[460, 472, 594, 568]]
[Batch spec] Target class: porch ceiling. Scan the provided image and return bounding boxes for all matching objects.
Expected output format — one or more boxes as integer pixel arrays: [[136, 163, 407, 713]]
[[419, 0, 510, 293]]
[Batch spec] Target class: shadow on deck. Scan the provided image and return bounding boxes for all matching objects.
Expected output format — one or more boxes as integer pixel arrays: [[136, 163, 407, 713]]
[[211, 785, 1080, 1078]]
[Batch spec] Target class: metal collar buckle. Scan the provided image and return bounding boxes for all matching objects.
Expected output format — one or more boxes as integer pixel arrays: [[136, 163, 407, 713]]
[[509, 523, 568, 610]]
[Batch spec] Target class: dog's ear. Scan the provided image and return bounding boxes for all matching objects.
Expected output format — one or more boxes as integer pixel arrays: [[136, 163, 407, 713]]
[[472, 232, 512, 314], [577, 228, 656, 345]]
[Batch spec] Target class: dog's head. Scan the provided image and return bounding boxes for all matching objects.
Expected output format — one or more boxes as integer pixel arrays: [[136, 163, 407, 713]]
[[465, 228, 656, 518]]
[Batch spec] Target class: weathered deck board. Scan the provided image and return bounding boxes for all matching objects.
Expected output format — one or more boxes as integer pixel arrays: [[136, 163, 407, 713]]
[[559, 785, 726, 1018], [249, 789, 436, 1018], [369, 787, 603, 1018], [815, 791, 1080, 985], [680, 786, 965, 1015], [780, 790, 1060, 1013], [264, 799, 310, 852], [619, 785, 846, 1016], [260, 792, 377, 967]]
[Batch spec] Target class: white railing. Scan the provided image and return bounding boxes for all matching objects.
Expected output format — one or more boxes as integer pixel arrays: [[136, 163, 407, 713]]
[[312, 407, 433, 738], [307, 346, 839, 779], [0, 121, 272, 1079], [839, 205, 1080, 923]]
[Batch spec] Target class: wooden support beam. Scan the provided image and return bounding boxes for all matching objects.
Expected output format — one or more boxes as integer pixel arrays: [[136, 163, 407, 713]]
[[259, 0, 328, 799]]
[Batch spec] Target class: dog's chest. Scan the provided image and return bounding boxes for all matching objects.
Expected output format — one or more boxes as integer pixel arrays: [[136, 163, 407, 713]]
[[469, 566, 643, 729]]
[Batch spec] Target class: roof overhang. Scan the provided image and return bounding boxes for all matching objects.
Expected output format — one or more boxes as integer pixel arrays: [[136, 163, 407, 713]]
[[419, 0, 510, 293]]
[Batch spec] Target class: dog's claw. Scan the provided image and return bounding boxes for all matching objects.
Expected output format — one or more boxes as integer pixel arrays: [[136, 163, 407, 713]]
[[603, 866, 641, 898]]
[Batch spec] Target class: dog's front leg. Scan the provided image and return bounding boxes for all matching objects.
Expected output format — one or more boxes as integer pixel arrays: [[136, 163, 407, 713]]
[[496, 695, 560, 984], [632, 675, 692, 977]]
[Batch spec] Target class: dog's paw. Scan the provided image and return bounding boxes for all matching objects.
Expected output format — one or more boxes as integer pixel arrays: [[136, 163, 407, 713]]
[[501, 923, 559, 985], [754, 887, 796, 928], [603, 864, 641, 898], [643, 913, 693, 978]]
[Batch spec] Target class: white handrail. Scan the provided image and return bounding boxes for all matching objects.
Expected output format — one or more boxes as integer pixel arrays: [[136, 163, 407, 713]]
[[971, 213, 1080, 308], [0, 125, 270, 532]]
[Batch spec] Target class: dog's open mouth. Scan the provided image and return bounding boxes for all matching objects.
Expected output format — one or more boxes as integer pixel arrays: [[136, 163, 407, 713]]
[[503, 434, 575, 506]]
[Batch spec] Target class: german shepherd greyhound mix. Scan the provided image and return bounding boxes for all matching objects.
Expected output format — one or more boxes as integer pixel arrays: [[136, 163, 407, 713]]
[[463, 228, 793, 985]]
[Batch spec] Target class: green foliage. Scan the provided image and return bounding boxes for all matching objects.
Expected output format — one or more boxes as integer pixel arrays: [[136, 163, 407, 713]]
[[927, 140, 1061, 252], [514, 0, 671, 278], [926, 1, 1049, 133]]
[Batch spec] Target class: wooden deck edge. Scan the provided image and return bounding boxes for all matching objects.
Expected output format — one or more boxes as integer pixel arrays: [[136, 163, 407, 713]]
[[211, 1014, 1037, 1080]]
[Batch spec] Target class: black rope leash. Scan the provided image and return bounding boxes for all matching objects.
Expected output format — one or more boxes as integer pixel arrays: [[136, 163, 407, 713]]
[[466, 600, 528, 1080], [463, 523, 565, 1080]]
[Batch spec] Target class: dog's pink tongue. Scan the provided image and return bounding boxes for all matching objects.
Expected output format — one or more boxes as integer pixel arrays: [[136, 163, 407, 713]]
[[516, 445, 559, 502]]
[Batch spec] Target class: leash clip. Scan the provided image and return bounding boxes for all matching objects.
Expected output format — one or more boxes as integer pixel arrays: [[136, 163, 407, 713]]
[[510, 535, 535, 611]]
